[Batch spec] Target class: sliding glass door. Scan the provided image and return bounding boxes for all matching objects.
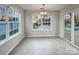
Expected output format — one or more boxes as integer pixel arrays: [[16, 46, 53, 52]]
[[74, 11, 79, 47], [64, 11, 79, 48], [64, 13, 72, 42]]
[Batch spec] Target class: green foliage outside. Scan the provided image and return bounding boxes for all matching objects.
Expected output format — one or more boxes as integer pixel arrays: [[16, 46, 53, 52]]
[[0, 34, 6, 40]]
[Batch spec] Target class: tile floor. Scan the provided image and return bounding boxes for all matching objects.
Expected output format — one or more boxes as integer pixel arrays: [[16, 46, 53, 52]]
[[9, 37, 79, 55]]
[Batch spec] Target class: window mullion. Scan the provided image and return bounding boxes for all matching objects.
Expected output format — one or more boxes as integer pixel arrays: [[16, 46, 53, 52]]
[[7, 19, 10, 38], [5, 20, 9, 39], [18, 13, 21, 32], [41, 17, 43, 30], [4, 7, 9, 39], [6, 10, 9, 39]]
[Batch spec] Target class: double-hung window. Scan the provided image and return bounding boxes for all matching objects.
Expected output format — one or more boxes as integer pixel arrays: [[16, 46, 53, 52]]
[[0, 5, 7, 40], [0, 5, 21, 42], [0, 19, 6, 40], [42, 15, 51, 29], [9, 7, 19, 36], [32, 15, 52, 30]]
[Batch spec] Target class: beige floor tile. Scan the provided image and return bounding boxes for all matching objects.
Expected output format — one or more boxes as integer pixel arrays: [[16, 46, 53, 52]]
[[9, 37, 79, 55]]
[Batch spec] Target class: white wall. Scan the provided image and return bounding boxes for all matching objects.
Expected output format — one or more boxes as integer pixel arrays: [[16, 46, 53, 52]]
[[24, 10, 59, 37], [59, 11, 64, 38], [0, 5, 24, 55]]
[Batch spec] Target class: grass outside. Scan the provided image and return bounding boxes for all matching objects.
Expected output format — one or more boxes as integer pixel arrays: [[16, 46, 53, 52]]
[[0, 29, 18, 40], [10, 29, 18, 36], [0, 34, 6, 40]]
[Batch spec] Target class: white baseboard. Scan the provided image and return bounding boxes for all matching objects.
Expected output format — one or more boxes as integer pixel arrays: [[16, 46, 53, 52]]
[[24, 35, 59, 38]]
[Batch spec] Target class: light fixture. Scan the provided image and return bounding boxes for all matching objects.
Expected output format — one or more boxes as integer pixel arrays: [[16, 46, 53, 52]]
[[40, 4, 48, 16]]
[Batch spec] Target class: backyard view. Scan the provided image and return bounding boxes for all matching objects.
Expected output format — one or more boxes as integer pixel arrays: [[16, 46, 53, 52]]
[[32, 15, 41, 29], [0, 23, 6, 40], [74, 12, 79, 47], [0, 5, 7, 40], [64, 13, 72, 41], [32, 15, 51, 29], [9, 17, 19, 36], [64, 12, 79, 47]]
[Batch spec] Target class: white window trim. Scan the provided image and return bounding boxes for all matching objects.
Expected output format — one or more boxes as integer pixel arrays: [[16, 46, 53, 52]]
[[0, 31, 21, 45], [64, 11, 75, 44], [32, 14, 52, 31], [0, 5, 21, 45]]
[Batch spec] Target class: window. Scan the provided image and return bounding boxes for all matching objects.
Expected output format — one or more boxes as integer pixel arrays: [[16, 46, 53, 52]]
[[9, 8, 19, 36], [32, 15, 51, 30], [0, 5, 7, 40], [0, 5, 21, 41], [0, 21, 6, 40], [9, 17, 19, 36], [42, 16, 51, 29], [32, 15, 41, 29], [64, 13, 72, 28]]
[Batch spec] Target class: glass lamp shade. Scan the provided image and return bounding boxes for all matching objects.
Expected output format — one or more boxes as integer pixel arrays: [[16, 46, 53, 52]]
[[32, 19, 37, 23], [40, 11, 48, 16]]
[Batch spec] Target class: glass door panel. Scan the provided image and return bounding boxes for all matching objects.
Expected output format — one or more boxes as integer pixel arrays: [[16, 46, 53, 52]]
[[74, 12, 79, 47], [64, 13, 72, 41]]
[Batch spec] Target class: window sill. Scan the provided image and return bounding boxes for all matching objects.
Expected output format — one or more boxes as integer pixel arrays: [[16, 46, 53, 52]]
[[32, 29, 52, 31], [0, 32, 21, 45], [64, 28, 71, 30]]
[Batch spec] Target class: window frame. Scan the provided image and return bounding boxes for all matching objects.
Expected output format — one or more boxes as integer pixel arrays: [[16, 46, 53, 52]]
[[0, 22, 7, 41], [8, 7, 20, 37], [0, 5, 21, 45], [32, 14, 52, 31]]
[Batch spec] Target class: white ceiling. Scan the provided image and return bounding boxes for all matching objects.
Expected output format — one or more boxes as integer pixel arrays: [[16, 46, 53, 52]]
[[19, 4, 71, 11]]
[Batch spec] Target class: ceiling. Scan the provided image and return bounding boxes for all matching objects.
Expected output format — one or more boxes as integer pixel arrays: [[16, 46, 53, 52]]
[[19, 4, 71, 11]]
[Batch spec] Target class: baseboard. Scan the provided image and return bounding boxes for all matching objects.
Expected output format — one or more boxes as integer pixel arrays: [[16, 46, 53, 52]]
[[24, 35, 59, 38], [58, 36, 63, 39]]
